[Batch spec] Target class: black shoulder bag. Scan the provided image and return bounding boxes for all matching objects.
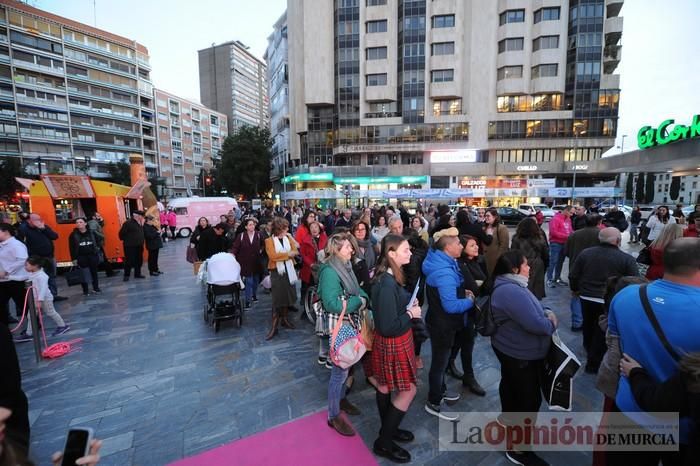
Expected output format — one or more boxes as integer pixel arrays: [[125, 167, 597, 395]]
[[638, 284, 681, 362]]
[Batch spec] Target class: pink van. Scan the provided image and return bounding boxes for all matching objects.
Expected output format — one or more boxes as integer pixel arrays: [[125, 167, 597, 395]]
[[166, 197, 239, 237]]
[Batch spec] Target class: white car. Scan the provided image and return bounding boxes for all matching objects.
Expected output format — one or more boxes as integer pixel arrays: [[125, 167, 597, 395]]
[[534, 204, 555, 220], [517, 204, 537, 216]]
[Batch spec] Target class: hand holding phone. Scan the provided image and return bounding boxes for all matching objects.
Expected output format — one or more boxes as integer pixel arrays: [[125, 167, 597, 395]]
[[55, 428, 99, 466]]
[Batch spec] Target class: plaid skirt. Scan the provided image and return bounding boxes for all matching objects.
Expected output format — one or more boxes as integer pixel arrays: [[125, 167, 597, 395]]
[[371, 329, 416, 392]]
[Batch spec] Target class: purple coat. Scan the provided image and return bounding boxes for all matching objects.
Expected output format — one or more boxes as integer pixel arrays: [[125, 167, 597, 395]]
[[231, 231, 263, 276]]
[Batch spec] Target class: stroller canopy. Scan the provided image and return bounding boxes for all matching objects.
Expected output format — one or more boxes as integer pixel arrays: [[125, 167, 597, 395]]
[[206, 253, 241, 286]]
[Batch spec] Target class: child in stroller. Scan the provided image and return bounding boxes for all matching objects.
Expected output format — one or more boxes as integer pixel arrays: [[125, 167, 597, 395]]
[[203, 252, 244, 331]]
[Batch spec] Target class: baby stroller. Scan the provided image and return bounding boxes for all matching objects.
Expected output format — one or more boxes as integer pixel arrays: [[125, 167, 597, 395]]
[[202, 253, 244, 332]]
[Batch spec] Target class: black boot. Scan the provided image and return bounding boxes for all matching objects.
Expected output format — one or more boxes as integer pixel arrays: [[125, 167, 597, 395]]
[[446, 359, 464, 380], [373, 404, 411, 463], [376, 392, 414, 443]]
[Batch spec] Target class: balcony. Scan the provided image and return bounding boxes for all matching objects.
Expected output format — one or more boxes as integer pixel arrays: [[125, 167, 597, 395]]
[[606, 0, 624, 18], [12, 59, 64, 77], [604, 16, 623, 46], [603, 44, 622, 74], [16, 94, 67, 109]]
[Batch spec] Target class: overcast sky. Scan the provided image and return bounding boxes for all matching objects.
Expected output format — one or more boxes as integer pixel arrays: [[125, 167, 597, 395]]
[[33, 0, 700, 156]]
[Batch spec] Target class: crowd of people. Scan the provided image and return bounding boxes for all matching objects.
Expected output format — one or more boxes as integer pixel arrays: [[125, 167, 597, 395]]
[[2, 199, 698, 465], [183, 200, 698, 465]]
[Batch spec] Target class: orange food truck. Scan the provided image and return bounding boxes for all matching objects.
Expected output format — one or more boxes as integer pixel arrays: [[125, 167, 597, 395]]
[[16, 175, 146, 268]]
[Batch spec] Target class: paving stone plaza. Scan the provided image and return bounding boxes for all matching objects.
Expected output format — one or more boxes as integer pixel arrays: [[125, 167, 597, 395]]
[[15, 232, 643, 465]]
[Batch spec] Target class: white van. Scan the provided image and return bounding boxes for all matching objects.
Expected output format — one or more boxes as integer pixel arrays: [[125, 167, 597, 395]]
[[167, 197, 239, 237]]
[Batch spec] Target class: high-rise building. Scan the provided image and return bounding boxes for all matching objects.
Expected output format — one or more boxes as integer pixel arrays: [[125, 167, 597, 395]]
[[198, 40, 269, 135], [285, 0, 624, 207], [154, 89, 228, 197], [264, 12, 289, 195], [0, 0, 157, 178]]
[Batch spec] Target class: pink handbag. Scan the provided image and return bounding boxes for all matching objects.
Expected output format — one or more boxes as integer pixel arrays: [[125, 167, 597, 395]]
[[329, 300, 366, 369]]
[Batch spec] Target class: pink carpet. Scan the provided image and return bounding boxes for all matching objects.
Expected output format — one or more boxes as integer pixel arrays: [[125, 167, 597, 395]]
[[169, 411, 379, 466]]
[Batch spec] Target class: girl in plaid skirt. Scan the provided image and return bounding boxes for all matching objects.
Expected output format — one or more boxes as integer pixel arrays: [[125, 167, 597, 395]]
[[370, 234, 421, 463]]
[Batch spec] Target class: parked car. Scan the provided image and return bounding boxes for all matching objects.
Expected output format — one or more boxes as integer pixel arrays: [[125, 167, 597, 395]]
[[496, 207, 530, 226], [518, 203, 537, 216], [681, 204, 696, 217], [534, 204, 555, 220]]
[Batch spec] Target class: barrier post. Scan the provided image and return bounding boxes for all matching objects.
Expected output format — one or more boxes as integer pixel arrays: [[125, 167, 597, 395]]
[[24, 281, 41, 363]]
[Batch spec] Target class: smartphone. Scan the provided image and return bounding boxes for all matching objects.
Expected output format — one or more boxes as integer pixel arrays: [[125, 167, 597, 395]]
[[61, 427, 93, 466]]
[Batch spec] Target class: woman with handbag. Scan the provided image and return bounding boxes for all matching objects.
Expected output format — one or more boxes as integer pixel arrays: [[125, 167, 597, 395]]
[[318, 232, 369, 437], [490, 250, 557, 466], [232, 218, 264, 309], [370, 234, 420, 463], [264, 217, 299, 340], [69, 217, 101, 296]]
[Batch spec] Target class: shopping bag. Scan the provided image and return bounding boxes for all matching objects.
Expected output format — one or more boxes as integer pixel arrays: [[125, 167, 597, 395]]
[[64, 267, 87, 287], [541, 331, 581, 411]]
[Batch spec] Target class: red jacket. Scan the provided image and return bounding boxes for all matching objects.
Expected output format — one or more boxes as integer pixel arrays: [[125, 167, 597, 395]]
[[299, 232, 327, 284], [645, 247, 665, 281], [549, 212, 573, 244], [231, 231, 263, 276], [684, 224, 699, 238]]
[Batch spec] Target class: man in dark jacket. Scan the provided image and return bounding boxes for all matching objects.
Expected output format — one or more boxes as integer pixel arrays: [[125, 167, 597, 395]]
[[569, 227, 639, 373], [422, 227, 475, 421], [571, 205, 587, 231], [565, 214, 602, 331], [18, 213, 65, 300], [118, 210, 146, 281], [196, 222, 227, 261], [335, 209, 353, 229]]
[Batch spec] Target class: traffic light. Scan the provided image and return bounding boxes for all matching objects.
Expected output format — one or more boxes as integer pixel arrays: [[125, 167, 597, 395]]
[[205, 176, 212, 186]]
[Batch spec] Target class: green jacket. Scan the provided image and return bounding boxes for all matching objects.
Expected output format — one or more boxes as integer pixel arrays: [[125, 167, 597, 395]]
[[318, 263, 368, 315]]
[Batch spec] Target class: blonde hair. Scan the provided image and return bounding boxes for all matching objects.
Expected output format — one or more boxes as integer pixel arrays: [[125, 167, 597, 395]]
[[650, 223, 684, 250], [323, 231, 354, 261]]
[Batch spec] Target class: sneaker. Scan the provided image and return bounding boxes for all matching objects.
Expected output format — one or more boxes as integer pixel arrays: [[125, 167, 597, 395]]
[[424, 401, 458, 421], [441, 391, 461, 405], [505, 450, 549, 466], [325, 360, 333, 369], [317, 355, 328, 365], [52, 325, 70, 336], [14, 332, 33, 343], [251, 296, 258, 303], [244, 301, 251, 310], [546, 280, 556, 288], [93, 289, 102, 294], [555, 279, 568, 286]]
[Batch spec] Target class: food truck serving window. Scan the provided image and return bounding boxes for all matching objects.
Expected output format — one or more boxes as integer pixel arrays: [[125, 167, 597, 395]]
[[174, 207, 187, 215], [54, 198, 96, 223]]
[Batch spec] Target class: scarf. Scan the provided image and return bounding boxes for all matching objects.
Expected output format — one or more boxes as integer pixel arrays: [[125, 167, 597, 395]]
[[355, 237, 376, 270], [273, 234, 298, 285], [502, 273, 529, 288], [328, 255, 361, 297]]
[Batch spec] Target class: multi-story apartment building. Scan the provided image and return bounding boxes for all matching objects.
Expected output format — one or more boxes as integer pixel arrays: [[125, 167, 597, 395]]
[[198, 40, 269, 135], [265, 12, 290, 195], [154, 89, 228, 197], [285, 0, 624, 207], [0, 0, 157, 178]]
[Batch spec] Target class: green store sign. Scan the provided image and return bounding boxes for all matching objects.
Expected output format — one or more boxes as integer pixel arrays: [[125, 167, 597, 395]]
[[282, 173, 428, 185], [281, 173, 334, 183], [638, 114, 700, 149]]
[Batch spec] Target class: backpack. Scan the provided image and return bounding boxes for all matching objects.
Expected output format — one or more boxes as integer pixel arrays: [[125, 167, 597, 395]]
[[473, 283, 505, 337]]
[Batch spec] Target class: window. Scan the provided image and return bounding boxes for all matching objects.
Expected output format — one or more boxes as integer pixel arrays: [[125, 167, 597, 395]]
[[366, 73, 387, 86], [431, 42, 455, 56], [531, 64, 558, 78], [497, 66, 523, 80], [366, 47, 388, 60], [534, 7, 560, 23], [533, 35, 559, 51], [433, 99, 461, 116], [366, 20, 388, 33], [498, 37, 524, 53], [367, 0, 387, 5], [403, 43, 424, 57], [499, 9, 525, 25], [432, 15, 455, 28], [431, 69, 454, 82]]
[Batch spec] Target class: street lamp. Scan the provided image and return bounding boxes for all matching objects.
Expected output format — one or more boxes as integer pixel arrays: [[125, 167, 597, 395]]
[[570, 123, 586, 205]]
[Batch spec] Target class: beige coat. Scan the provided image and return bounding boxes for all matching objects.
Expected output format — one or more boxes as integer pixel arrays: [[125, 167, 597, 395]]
[[483, 224, 509, 275]]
